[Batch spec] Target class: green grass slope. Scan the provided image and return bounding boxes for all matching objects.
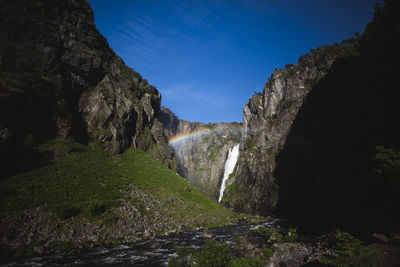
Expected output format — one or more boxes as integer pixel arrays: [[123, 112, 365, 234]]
[[0, 140, 237, 227]]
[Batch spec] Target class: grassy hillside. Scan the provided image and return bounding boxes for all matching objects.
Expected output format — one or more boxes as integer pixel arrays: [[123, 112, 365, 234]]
[[0, 140, 238, 230]]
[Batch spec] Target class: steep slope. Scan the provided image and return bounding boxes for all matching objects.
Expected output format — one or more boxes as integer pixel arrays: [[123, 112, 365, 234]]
[[0, 0, 242, 258], [0, 0, 177, 179], [0, 142, 238, 257], [274, 0, 400, 233], [159, 108, 242, 199], [223, 43, 358, 214], [224, 0, 400, 233]]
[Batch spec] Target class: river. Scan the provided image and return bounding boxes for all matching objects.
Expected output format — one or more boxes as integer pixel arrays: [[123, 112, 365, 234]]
[[2, 219, 282, 266]]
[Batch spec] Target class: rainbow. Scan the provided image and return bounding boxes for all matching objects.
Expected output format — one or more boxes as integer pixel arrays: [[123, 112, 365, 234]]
[[168, 129, 212, 145]]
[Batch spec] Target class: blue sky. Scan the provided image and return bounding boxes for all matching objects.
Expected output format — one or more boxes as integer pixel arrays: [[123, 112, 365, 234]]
[[88, 0, 380, 123]]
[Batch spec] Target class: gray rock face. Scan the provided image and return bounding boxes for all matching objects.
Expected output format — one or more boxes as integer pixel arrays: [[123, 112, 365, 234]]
[[265, 243, 311, 267], [159, 108, 241, 199], [0, 0, 178, 175], [224, 45, 358, 214]]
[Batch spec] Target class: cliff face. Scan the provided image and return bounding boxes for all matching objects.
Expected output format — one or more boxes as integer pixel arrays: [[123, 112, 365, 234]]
[[274, 1, 400, 233], [222, 44, 358, 214], [0, 0, 177, 178], [159, 108, 241, 199], [225, 0, 400, 233], [0, 0, 239, 255]]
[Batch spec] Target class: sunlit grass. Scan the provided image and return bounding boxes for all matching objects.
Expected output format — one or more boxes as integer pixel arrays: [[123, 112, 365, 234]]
[[0, 141, 236, 225]]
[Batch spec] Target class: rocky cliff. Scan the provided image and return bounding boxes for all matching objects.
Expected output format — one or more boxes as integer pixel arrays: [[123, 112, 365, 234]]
[[159, 107, 242, 199], [224, 0, 400, 233], [0, 0, 178, 179], [222, 42, 358, 215], [274, 0, 400, 233], [0, 0, 241, 257]]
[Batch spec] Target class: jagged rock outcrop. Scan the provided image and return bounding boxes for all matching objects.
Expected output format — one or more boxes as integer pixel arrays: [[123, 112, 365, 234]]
[[225, 0, 400, 233], [159, 107, 241, 199], [0, 0, 177, 178], [222, 43, 358, 214]]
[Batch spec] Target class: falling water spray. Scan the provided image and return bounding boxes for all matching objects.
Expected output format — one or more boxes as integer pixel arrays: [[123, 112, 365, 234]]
[[218, 144, 240, 202]]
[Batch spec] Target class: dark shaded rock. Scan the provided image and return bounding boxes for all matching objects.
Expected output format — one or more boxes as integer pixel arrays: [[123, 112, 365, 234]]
[[274, 0, 400, 234], [0, 0, 178, 178], [371, 233, 389, 244], [224, 43, 353, 214], [225, 0, 400, 236]]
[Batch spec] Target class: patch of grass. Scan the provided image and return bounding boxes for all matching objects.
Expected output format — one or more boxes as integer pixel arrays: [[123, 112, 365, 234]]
[[253, 226, 299, 243], [0, 141, 236, 225], [118, 148, 237, 224], [245, 137, 256, 149], [0, 143, 123, 222], [230, 247, 273, 267], [209, 144, 222, 163], [168, 240, 273, 267], [48, 241, 80, 252]]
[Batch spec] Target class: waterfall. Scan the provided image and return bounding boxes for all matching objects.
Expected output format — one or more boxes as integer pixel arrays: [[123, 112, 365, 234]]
[[218, 144, 240, 203]]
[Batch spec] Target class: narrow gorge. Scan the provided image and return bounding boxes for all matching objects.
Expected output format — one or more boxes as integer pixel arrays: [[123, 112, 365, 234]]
[[1, 0, 399, 266]]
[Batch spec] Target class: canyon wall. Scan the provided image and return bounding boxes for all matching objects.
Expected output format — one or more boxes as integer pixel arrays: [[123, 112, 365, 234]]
[[0, 0, 178, 179], [222, 43, 358, 214], [159, 108, 241, 199], [224, 0, 400, 233]]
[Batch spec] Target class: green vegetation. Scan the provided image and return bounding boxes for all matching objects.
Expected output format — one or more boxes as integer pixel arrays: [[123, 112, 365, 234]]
[[221, 182, 245, 208], [374, 145, 400, 175], [253, 226, 299, 243], [314, 42, 359, 59], [279, 98, 298, 110], [319, 230, 381, 267], [0, 140, 235, 225], [304, 75, 322, 89], [244, 136, 256, 149], [267, 114, 279, 127], [209, 143, 223, 163], [267, 149, 277, 163], [168, 240, 273, 267]]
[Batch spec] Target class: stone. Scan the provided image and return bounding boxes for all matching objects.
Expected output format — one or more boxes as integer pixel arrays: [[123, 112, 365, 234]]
[[202, 232, 214, 238], [265, 243, 310, 267], [0, 0, 178, 178], [372, 233, 389, 243]]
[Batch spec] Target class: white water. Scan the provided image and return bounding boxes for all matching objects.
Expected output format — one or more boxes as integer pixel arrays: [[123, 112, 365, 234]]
[[218, 144, 240, 203]]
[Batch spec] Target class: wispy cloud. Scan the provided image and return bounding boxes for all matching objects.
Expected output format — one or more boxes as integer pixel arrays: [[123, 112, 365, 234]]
[[162, 84, 228, 109], [108, 0, 237, 67]]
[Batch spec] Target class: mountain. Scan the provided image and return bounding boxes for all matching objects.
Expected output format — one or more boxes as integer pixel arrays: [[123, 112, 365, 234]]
[[160, 107, 242, 199], [222, 42, 358, 214], [0, 0, 178, 179], [0, 0, 240, 258], [224, 0, 400, 234]]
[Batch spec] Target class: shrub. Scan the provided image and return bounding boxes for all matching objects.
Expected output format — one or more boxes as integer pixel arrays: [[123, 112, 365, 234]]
[[168, 240, 273, 267], [319, 230, 381, 267], [374, 145, 400, 175], [169, 240, 232, 267]]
